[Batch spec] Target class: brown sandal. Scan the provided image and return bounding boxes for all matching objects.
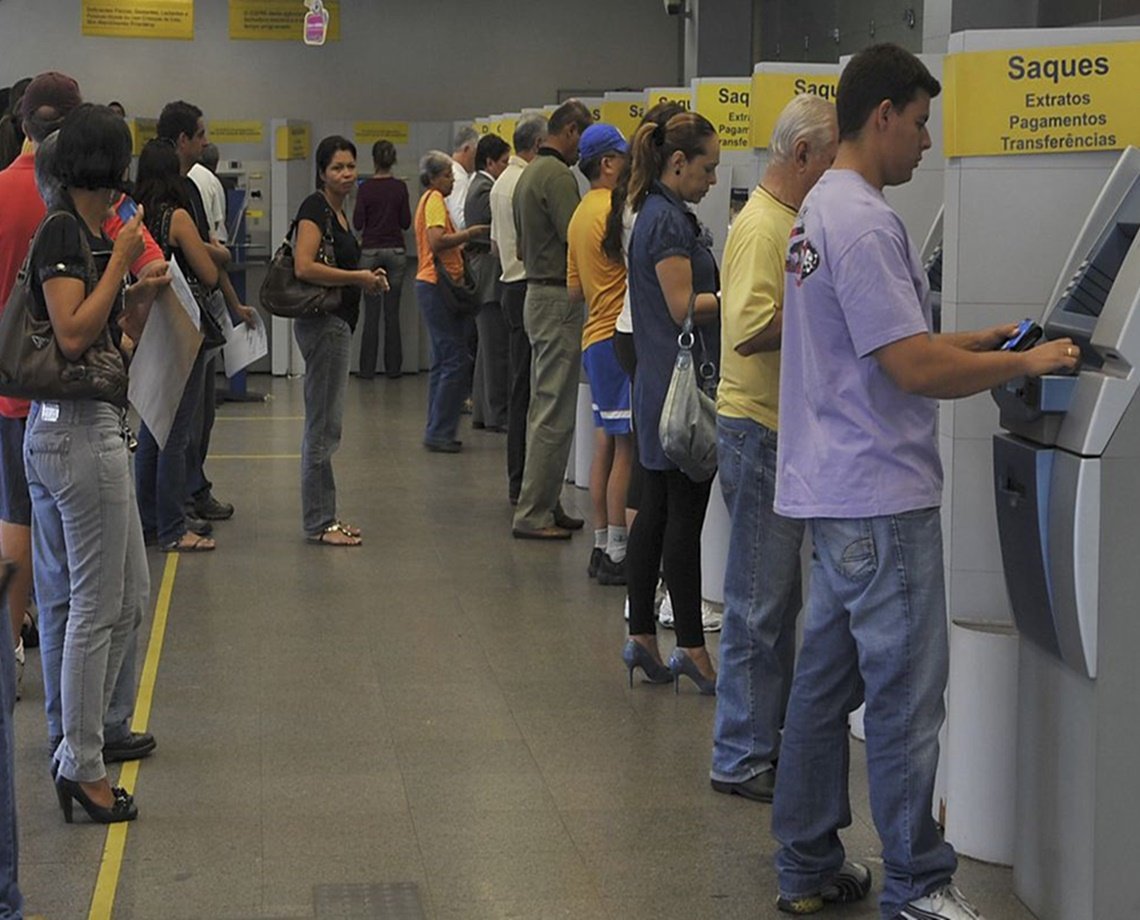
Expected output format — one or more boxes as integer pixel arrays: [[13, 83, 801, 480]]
[[306, 522, 362, 546], [335, 520, 362, 538], [159, 533, 216, 553]]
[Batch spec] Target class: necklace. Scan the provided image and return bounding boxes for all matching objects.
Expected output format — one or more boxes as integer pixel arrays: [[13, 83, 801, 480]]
[[758, 183, 796, 211]]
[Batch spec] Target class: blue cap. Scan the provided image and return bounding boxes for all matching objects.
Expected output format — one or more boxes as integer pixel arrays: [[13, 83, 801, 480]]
[[578, 123, 628, 162]]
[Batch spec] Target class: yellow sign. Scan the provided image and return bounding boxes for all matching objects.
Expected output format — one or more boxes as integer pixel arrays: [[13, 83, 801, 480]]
[[943, 41, 1140, 157], [129, 118, 158, 156], [82, 0, 193, 39], [209, 121, 265, 145], [275, 124, 311, 160], [354, 121, 410, 147], [579, 98, 605, 125], [499, 116, 518, 148], [229, 0, 341, 41], [644, 87, 693, 113], [601, 96, 645, 143], [476, 118, 493, 136], [695, 80, 751, 150], [750, 72, 839, 148]]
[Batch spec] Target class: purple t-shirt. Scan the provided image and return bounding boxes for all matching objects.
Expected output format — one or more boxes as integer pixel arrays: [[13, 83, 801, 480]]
[[775, 169, 942, 519]]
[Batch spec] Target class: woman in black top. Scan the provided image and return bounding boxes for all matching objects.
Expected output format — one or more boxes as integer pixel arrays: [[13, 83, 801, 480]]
[[24, 105, 166, 823], [133, 138, 220, 552], [292, 135, 387, 546]]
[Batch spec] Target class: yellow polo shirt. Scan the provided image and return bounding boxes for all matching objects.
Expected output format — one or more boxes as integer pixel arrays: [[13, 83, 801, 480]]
[[567, 188, 627, 350], [716, 186, 796, 431]]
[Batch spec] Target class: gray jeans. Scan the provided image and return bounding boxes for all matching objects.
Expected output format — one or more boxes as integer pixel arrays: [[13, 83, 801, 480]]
[[24, 399, 150, 783], [358, 248, 407, 378], [294, 314, 352, 535], [513, 284, 583, 531]]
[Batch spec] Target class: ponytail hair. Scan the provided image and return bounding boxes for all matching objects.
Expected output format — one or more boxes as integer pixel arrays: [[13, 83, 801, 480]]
[[627, 112, 716, 215], [602, 101, 688, 263]]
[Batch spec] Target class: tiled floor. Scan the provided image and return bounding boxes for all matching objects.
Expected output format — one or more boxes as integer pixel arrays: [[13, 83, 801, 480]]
[[12, 373, 1037, 919]]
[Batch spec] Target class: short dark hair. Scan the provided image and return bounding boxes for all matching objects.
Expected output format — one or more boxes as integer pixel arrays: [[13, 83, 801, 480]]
[[579, 156, 602, 182], [837, 43, 941, 140], [134, 137, 191, 221], [314, 135, 356, 189], [475, 134, 509, 171], [157, 100, 203, 143], [548, 100, 592, 136], [55, 104, 132, 192], [372, 139, 397, 170]]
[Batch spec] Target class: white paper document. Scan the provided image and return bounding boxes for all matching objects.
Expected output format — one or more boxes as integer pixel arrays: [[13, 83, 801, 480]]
[[221, 310, 268, 377], [128, 288, 204, 449], [165, 257, 201, 331]]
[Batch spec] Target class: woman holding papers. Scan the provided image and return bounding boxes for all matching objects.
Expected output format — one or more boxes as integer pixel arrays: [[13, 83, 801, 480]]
[[22, 105, 166, 823], [133, 137, 220, 552]]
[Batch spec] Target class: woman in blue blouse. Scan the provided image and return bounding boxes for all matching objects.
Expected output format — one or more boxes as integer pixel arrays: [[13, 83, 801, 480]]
[[622, 113, 722, 694]]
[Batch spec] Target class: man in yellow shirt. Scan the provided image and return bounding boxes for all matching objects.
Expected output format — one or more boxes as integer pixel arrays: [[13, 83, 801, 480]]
[[567, 124, 631, 584], [710, 95, 838, 803]]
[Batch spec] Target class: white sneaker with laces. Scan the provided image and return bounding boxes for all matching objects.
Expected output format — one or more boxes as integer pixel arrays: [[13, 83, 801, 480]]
[[701, 600, 723, 633], [896, 884, 986, 920], [657, 592, 675, 628], [14, 641, 25, 702]]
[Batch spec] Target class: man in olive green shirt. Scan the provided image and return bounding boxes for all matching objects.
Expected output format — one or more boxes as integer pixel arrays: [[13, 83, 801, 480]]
[[511, 99, 593, 539]]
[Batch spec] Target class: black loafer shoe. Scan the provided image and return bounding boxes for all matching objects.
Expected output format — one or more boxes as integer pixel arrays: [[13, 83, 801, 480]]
[[711, 770, 775, 803], [597, 554, 627, 586], [512, 525, 572, 541], [588, 547, 604, 578], [553, 509, 584, 531], [103, 731, 157, 763]]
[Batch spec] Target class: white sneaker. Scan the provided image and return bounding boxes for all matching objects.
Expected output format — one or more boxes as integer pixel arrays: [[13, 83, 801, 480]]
[[14, 641, 24, 702], [896, 884, 986, 920], [701, 600, 723, 633], [657, 592, 675, 628]]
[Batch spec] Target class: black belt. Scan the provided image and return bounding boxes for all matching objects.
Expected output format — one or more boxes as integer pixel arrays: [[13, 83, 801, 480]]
[[528, 278, 566, 287]]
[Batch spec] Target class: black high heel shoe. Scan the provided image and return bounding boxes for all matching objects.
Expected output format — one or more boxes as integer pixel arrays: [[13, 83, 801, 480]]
[[621, 639, 673, 686], [55, 775, 138, 824]]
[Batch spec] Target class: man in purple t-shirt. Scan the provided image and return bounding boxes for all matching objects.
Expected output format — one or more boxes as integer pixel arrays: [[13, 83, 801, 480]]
[[771, 45, 1078, 920]]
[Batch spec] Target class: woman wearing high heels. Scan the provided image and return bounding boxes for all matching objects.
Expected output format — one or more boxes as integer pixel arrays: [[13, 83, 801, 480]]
[[23, 105, 167, 822], [621, 113, 722, 694], [292, 135, 388, 546]]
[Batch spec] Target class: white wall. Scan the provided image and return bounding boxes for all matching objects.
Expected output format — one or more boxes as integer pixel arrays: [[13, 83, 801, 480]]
[[0, 0, 681, 122]]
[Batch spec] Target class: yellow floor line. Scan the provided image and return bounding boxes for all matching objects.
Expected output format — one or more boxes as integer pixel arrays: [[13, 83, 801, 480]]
[[206, 454, 301, 460], [87, 553, 179, 920]]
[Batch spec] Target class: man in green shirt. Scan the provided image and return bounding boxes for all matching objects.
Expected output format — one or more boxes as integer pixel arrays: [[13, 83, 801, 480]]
[[511, 99, 593, 540]]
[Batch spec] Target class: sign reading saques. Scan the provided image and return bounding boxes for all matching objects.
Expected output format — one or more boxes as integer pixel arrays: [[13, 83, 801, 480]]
[[943, 41, 1140, 157]]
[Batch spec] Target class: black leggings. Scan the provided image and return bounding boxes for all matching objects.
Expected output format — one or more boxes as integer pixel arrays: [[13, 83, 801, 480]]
[[626, 467, 712, 649]]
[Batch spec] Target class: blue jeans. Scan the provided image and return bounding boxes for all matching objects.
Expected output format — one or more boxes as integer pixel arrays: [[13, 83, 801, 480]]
[[416, 280, 471, 446], [711, 416, 803, 783], [294, 314, 352, 536], [772, 510, 957, 918], [25, 400, 150, 783], [0, 575, 22, 919], [136, 349, 206, 544]]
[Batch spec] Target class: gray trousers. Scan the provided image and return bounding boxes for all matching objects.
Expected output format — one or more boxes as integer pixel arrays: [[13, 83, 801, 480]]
[[25, 400, 150, 783], [294, 314, 352, 536], [512, 284, 583, 530]]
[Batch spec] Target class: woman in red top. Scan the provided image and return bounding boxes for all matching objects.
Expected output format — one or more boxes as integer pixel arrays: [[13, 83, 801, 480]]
[[352, 140, 410, 379]]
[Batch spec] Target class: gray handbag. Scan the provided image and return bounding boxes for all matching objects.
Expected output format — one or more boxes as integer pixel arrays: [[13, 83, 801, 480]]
[[658, 291, 718, 482]]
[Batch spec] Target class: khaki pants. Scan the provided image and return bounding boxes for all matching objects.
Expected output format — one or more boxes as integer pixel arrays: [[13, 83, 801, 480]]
[[512, 284, 583, 530]]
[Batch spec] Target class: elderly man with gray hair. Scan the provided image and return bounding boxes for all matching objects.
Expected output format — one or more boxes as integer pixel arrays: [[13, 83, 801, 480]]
[[490, 114, 547, 505], [708, 93, 838, 804], [446, 125, 479, 230]]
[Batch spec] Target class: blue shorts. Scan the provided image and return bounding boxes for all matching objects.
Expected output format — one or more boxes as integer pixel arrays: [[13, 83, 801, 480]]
[[0, 415, 30, 526], [582, 338, 632, 436]]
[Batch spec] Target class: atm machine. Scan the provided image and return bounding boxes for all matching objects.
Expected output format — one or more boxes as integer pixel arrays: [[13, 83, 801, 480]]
[[991, 146, 1140, 920]]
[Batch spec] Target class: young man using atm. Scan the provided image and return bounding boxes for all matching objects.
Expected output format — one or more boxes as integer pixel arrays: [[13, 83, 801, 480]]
[[771, 44, 1078, 920]]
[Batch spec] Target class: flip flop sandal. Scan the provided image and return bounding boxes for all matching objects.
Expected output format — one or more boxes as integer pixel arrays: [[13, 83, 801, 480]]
[[335, 520, 362, 538], [159, 533, 216, 553], [306, 522, 362, 546]]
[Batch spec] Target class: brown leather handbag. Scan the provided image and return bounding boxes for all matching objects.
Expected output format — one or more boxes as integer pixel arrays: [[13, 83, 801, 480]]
[[259, 215, 342, 319]]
